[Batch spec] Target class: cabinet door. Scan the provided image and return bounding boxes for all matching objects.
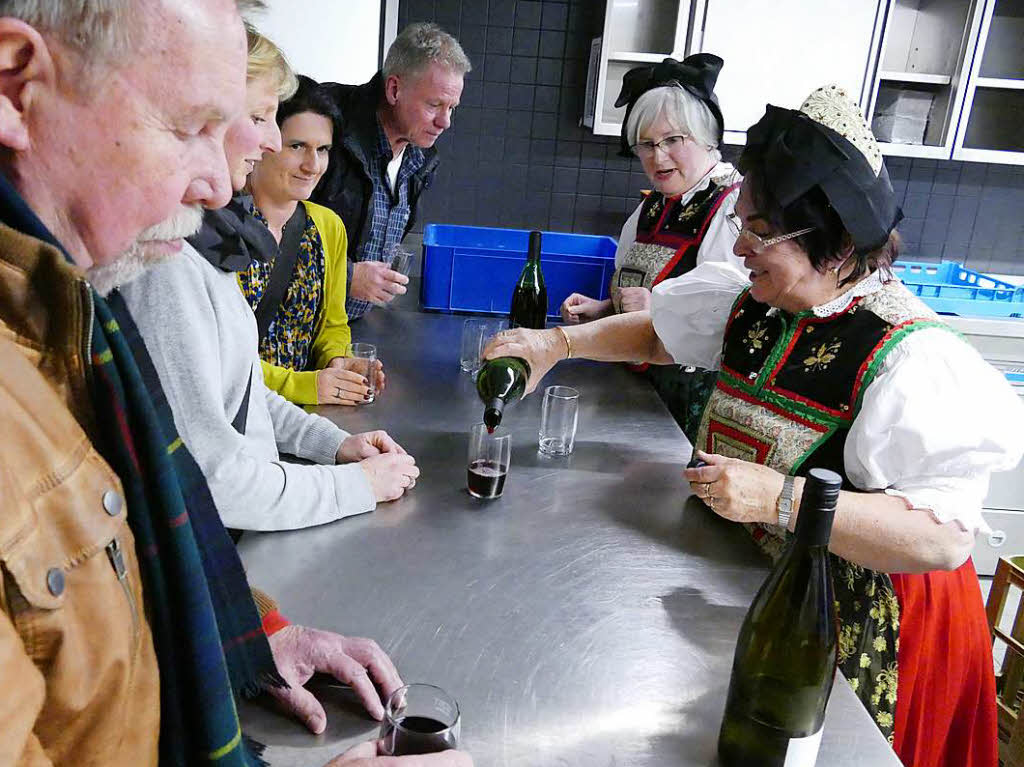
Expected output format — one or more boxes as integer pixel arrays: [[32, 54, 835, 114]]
[[696, 0, 886, 143]]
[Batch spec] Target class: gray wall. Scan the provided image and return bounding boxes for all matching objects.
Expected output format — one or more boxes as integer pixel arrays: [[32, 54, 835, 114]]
[[399, 0, 1024, 275]]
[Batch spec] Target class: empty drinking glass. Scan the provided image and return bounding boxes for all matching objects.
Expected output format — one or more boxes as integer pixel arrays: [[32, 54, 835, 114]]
[[539, 385, 579, 455], [386, 243, 414, 277], [459, 318, 502, 374], [345, 342, 378, 404], [379, 683, 461, 756], [467, 422, 511, 499]]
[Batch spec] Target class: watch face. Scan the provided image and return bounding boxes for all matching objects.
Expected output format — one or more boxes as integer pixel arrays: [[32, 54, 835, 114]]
[[617, 268, 645, 288]]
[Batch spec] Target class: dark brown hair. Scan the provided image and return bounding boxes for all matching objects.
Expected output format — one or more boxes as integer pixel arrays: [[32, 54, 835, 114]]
[[741, 157, 900, 288]]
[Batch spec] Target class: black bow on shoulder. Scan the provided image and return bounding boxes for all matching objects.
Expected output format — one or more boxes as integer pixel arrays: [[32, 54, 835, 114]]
[[615, 53, 725, 157]]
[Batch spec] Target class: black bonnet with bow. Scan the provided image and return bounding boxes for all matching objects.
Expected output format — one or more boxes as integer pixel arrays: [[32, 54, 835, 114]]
[[740, 85, 902, 253], [615, 53, 725, 158]]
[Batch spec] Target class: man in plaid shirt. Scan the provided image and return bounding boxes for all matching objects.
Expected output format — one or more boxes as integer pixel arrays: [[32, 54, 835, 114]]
[[314, 23, 471, 320]]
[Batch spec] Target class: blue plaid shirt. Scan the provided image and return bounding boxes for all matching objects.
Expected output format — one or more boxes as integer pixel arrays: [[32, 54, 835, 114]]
[[346, 121, 426, 320]]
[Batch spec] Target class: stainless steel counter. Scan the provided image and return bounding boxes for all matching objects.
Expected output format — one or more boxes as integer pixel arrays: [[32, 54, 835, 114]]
[[237, 308, 902, 767]]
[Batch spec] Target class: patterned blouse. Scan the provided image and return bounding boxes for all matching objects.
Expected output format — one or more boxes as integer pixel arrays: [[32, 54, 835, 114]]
[[237, 202, 326, 372]]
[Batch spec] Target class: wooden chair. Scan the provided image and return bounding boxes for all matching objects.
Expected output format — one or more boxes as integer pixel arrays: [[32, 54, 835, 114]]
[[988, 556, 1024, 766]]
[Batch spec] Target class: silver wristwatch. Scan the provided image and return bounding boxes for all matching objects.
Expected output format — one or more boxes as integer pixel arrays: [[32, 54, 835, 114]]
[[777, 475, 796, 529]]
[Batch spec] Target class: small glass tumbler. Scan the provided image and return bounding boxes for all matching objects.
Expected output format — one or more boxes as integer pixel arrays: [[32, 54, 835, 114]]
[[379, 683, 460, 756], [539, 385, 579, 455], [345, 342, 377, 404], [386, 244, 414, 277], [459, 318, 495, 374], [467, 423, 511, 499]]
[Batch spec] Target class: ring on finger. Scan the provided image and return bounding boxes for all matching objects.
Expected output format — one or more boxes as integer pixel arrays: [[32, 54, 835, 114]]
[[335, 387, 342, 398]]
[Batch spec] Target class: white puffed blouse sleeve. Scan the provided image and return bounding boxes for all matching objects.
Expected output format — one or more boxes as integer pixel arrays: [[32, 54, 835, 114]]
[[844, 326, 1024, 535], [650, 260, 751, 370]]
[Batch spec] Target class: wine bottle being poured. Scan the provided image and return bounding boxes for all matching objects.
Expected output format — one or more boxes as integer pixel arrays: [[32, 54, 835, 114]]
[[476, 356, 531, 432]]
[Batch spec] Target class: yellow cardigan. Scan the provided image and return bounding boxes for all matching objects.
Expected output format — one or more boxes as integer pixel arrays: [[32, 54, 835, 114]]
[[250, 200, 352, 404]]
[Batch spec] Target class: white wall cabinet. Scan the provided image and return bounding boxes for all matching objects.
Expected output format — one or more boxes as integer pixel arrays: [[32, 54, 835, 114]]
[[585, 0, 1024, 163], [587, 0, 694, 137], [866, 0, 985, 160], [584, 0, 886, 144], [952, 0, 1024, 164], [693, 0, 887, 145]]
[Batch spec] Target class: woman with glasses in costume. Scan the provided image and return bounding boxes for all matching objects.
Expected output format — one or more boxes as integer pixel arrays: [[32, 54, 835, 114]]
[[489, 85, 1023, 767], [559, 54, 743, 443]]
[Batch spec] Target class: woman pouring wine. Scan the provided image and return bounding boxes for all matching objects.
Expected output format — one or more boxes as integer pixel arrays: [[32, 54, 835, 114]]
[[485, 84, 1023, 767]]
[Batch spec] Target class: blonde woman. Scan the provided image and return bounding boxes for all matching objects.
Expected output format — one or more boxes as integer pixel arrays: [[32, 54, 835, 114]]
[[122, 27, 418, 535]]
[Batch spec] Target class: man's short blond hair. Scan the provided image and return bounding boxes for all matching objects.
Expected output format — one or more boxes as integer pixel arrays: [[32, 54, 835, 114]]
[[245, 23, 297, 100], [383, 22, 471, 81]]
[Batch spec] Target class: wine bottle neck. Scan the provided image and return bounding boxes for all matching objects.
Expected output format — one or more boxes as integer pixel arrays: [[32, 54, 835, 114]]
[[793, 508, 836, 547]]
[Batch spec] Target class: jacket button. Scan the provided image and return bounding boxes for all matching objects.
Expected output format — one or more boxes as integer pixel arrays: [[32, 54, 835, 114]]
[[47, 568, 65, 596], [102, 490, 123, 517]]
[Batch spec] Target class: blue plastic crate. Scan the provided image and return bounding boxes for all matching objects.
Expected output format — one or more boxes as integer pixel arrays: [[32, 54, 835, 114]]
[[892, 260, 1024, 317], [420, 224, 618, 318]]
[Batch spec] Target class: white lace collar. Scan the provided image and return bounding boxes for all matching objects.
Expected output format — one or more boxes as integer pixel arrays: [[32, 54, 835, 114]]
[[811, 269, 886, 317], [763, 270, 887, 319]]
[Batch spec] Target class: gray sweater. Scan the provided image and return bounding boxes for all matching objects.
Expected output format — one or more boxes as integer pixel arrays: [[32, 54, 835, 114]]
[[120, 243, 375, 530]]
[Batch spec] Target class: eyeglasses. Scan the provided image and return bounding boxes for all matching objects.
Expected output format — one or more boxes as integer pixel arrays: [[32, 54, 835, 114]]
[[630, 134, 688, 159], [726, 212, 815, 254]]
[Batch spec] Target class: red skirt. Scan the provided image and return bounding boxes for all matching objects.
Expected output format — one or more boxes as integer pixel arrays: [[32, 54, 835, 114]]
[[891, 558, 997, 767]]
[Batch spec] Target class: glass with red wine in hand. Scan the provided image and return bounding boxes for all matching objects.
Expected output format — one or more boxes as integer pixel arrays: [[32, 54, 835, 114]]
[[379, 684, 461, 756], [467, 422, 510, 499]]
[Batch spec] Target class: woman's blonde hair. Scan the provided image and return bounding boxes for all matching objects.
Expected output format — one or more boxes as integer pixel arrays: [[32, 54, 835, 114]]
[[245, 23, 298, 100]]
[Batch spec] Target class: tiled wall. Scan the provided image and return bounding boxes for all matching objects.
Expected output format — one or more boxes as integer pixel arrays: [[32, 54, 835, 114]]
[[398, 0, 1024, 275]]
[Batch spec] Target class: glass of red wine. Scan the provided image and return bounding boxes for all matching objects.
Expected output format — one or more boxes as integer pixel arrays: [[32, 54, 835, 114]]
[[379, 683, 461, 756], [467, 422, 510, 499]]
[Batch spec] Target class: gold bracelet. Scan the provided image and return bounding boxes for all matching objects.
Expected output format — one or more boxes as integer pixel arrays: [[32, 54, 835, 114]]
[[556, 325, 572, 359]]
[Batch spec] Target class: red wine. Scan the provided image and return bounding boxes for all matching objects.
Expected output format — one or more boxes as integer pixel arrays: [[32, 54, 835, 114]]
[[382, 715, 457, 755], [467, 459, 507, 498], [508, 230, 547, 329]]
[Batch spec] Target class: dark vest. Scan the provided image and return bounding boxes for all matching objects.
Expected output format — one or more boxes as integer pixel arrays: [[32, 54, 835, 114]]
[[610, 177, 738, 311]]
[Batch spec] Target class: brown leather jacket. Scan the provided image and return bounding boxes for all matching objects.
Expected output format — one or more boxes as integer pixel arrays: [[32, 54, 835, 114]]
[[0, 223, 160, 766]]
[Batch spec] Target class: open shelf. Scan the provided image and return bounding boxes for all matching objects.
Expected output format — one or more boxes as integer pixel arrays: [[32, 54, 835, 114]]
[[976, 77, 1024, 90], [607, 52, 670, 63], [880, 71, 952, 85]]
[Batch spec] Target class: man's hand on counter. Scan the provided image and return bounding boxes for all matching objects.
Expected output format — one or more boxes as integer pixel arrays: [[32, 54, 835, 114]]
[[324, 740, 474, 767], [267, 625, 404, 733]]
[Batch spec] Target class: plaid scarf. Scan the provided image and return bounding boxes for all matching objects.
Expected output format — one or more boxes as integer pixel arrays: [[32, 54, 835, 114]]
[[0, 175, 281, 766]]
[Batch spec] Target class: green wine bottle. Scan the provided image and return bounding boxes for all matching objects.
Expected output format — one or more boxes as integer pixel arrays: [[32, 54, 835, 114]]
[[717, 467, 842, 767], [476, 356, 531, 432], [508, 230, 547, 329]]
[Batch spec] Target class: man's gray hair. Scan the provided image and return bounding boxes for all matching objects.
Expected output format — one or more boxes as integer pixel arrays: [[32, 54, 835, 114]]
[[625, 84, 721, 161], [0, 0, 264, 74], [383, 22, 471, 81]]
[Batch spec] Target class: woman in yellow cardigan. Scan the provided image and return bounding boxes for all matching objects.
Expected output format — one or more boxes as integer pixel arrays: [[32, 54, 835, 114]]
[[239, 76, 384, 405]]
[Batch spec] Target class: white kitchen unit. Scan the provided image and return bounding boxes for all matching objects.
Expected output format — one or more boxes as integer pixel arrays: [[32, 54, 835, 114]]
[[952, 0, 1024, 165], [584, 0, 887, 143], [584, 0, 1024, 161], [588, 0, 695, 137], [866, 0, 987, 160], [692, 0, 887, 145]]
